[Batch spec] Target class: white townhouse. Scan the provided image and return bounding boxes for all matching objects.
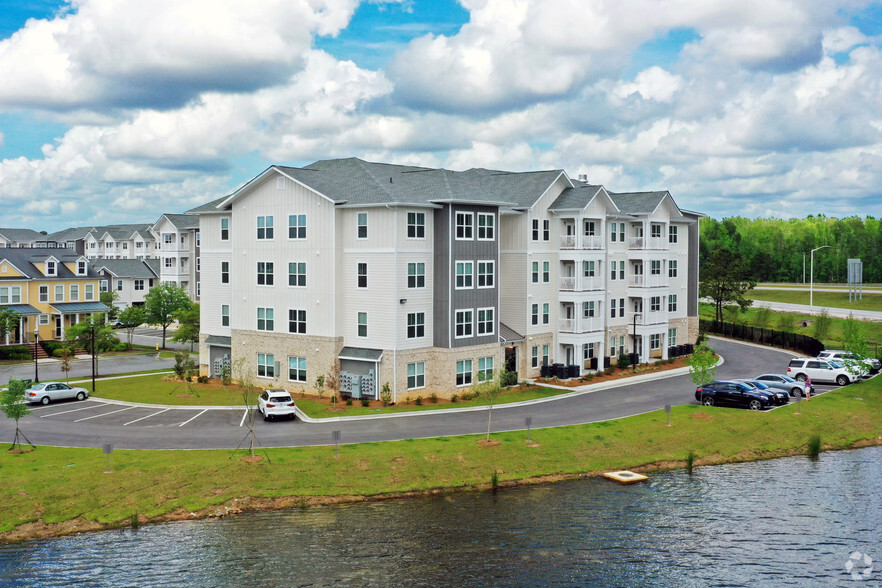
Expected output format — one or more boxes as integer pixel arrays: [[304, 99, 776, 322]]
[[84, 225, 156, 261], [0, 229, 43, 248], [194, 158, 701, 400], [93, 258, 161, 308], [150, 214, 200, 300]]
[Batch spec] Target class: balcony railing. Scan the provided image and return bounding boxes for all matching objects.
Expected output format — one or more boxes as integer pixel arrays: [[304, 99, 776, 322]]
[[559, 275, 604, 291], [560, 234, 604, 250], [628, 236, 668, 250], [628, 274, 668, 288], [559, 316, 603, 333]]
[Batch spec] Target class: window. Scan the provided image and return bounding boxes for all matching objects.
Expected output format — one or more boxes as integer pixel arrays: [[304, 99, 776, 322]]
[[257, 308, 274, 331], [195, 257, 200, 273], [668, 294, 678, 312], [221, 261, 230, 284], [257, 353, 275, 378], [196, 282, 200, 297], [543, 219, 550, 241], [407, 362, 425, 389], [650, 260, 661, 275], [407, 312, 425, 338], [532, 303, 539, 325], [478, 356, 494, 381], [669, 260, 678, 278], [77, 260, 87, 275], [407, 263, 425, 288], [650, 333, 661, 350], [456, 360, 473, 386], [134, 279, 145, 291], [288, 214, 306, 239], [543, 261, 550, 283], [357, 263, 367, 288], [39, 285, 48, 302], [669, 225, 678, 244], [195, 233, 199, 248], [221, 218, 229, 241], [542, 344, 549, 366], [357, 312, 368, 337], [610, 261, 618, 281], [532, 262, 539, 283], [0, 286, 21, 304], [407, 212, 425, 238], [164, 234, 174, 246], [257, 262, 274, 286], [288, 262, 306, 287], [584, 342, 596, 360], [542, 303, 549, 324], [39, 314, 49, 325], [477, 307, 494, 335], [70, 285, 79, 302], [532, 346, 539, 368], [455, 211, 473, 240], [584, 220, 596, 236], [455, 309, 473, 338], [619, 298, 625, 317], [55, 285, 64, 302], [222, 304, 230, 327], [357, 212, 368, 239], [618, 261, 625, 280], [164, 258, 174, 268], [288, 356, 307, 382], [46, 260, 56, 276], [136, 241, 143, 249], [610, 336, 617, 357], [583, 261, 595, 277], [668, 328, 677, 346], [85, 284, 94, 300], [532, 219, 539, 241], [288, 309, 306, 334], [455, 261, 473, 289], [257, 216, 273, 239], [100, 280, 108, 293], [650, 296, 661, 312], [477, 261, 494, 288], [583, 301, 595, 318], [610, 298, 617, 318], [610, 222, 624, 243], [477, 213, 495, 240], [651, 224, 662, 238]]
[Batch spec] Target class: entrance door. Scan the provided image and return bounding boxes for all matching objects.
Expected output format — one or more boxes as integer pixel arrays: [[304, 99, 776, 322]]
[[504, 346, 517, 376], [55, 316, 62, 339]]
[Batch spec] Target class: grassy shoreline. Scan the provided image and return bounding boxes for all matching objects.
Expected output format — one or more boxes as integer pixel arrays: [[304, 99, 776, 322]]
[[2, 371, 881, 544]]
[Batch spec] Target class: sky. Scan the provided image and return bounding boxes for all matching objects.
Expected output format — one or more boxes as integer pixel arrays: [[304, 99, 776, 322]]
[[0, 0, 881, 233]]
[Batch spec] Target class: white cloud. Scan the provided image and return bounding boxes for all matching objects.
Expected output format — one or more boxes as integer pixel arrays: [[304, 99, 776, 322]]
[[614, 67, 682, 103]]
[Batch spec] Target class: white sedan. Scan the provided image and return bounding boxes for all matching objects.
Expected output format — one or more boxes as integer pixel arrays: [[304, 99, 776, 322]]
[[24, 382, 90, 405]]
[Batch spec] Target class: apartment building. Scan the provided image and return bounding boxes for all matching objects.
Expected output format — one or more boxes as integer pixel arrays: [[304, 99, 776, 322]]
[[151, 214, 200, 300], [93, 258, 161, 308], [84, 225, 156, 260], [0, 229, 43, 248], [0, 248, 107, 345], [195, 158, 700, 400]]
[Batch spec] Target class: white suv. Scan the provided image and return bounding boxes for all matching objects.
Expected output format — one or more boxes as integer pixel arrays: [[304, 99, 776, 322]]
[[787, 358, 854, 386], [817, 350, 880, 374], [258, 389, 297, 421]]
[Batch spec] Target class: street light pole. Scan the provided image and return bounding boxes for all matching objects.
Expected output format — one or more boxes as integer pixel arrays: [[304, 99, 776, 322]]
[[810, 245, 830, 310], [632, 312, 642, 372], [33, 325, 39, 384]]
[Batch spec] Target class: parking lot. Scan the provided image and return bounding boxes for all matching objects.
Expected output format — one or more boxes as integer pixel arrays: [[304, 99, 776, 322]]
[[27, 398, 261, 428]]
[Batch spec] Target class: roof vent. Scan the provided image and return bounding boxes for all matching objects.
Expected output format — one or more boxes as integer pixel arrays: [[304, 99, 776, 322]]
[[578, 174, 588, 183]]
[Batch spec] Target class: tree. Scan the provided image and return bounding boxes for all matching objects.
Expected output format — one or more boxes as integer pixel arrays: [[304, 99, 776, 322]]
[[812, 308, 833, 341], [1, 379, 33, 452], [689, 342, 718, 407], [170, 302, 199, 351], [0, 307, 17, 342], [754, 305, 774, 329], [143, 284, 191, 349], [234, 357, 261, 460], [66, 313, 119, 392], [59, 348, 73, 382], [699, 248, 756, 322], [117, 305, 146, 350], [100, 291, 120, 321], [314, 374, 325, 401], [841, 313, 869, 383], [473, 370, 502, 442]]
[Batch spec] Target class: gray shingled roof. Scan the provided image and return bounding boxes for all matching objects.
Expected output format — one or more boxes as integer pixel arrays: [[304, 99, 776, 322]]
[[98, 224, 155, 241], [93, 259, 160, 279], [187, 194, 229, 214], [498, 323, 524, 343], [0, 228, 43, 242], [0, 248, 100, 280], [608, 191, 670, 215], [157, 213, 200, 230], [338, 346, 384, 361], [548, 185, 604, 211], [43, 226, 96, 242]]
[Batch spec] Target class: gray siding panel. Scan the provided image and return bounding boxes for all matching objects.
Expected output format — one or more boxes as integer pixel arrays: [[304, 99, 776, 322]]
[[433, 206, 451, 347]]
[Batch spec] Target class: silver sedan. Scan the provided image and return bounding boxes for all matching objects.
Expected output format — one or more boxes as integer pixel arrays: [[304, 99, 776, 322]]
[[24, 382, 90, 405], [754, 373, 813, 397]]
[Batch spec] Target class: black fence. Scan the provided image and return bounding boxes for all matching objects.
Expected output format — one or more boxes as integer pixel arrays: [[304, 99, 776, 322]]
[[700, 319, 824, 357]]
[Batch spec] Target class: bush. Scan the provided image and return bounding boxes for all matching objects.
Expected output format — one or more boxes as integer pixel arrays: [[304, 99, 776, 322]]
[[197, 375, 209, 384], [52, 348, 71, 358], [380, 382, 392, 406], [361, 397, 370, 407], [616, 353, 631, 370], [450, 394, 459, 403], [114, 343, 129, 352], [429, 392, 438, 404], [345, 398, 353, 406], [500, 370, 518, 387], [459, 391, 475, 401], [43, 341, 65, 355], [0, 346, 31, 360], [415, 396, 423, 406], [581, 373, 594, 382]]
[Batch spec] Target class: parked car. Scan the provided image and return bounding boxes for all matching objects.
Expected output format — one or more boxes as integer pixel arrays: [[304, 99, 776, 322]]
[[258, 389, 297, 421], [111, 320, 139, 329], [735, 379, 789, 405], [817, 350, 880, 374], [787, 358, 855, 386], [24, 382, 89, 405], [754, 373, 813, 397], [694, 380, 775, 410]]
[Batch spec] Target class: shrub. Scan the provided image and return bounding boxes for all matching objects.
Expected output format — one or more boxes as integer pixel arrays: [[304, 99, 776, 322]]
[[114, 343, 129, 352], [500, 370, 518, 387], [197, 375, 209, 384], [361, 397, 370, 407], [450, 394, 459, 403], [345, 398, 353, 406], [807, 434, 822, 459], [43, 341, 65, 355], [429, 392, 438, 404], [52, 348, 71, 358], [0, 346, 31, 360], [616, 353, 631, 370], [380, 382, 392, 406], [460, 391, 475, 401], [581, 373, 594, 382], [330, 395, 337, 405], [404, 395, 411, 405], [415, 396, 423, 406]]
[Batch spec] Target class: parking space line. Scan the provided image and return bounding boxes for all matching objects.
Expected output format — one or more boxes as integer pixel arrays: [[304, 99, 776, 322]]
[[39, 403, 109, 418], [73, 406, 136, 422], [124, 409, 169, 426], [179, 409, 207, 427], [239, 409, 250, 427]]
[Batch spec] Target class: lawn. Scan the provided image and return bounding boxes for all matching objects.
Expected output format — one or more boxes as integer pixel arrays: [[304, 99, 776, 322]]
[[748, 289, 882, 312], [2, 371, 880, 542]]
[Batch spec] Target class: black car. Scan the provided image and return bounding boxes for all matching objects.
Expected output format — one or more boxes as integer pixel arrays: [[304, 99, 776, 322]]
[[694, 380, 775, 410], [735, 379, 789, 405]]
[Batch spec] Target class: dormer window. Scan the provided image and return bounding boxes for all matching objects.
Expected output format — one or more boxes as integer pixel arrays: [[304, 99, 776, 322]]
[[46, 260, 57, 276], [77, 260, 87, 276]]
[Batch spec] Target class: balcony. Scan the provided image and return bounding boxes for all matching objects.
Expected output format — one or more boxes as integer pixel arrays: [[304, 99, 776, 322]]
[[628, 274, 668, 288], [559, 316, 603, 333], [559, 275, 604, 291], [628, 236, 668, 250], [560, 234, 604, 250]]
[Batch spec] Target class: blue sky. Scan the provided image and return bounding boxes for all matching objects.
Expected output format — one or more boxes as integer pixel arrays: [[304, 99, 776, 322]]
[[1, 0, 881, 232]]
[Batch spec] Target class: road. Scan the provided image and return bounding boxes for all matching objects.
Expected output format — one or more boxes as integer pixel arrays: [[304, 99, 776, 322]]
[[1, 353, 175, 386], [0, 338, 840, 451]]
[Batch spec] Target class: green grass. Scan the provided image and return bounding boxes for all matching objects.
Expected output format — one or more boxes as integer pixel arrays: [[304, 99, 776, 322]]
[[749, 289, 882, 312], [3, 373, 880, 540], [88, 374, 571, 413]]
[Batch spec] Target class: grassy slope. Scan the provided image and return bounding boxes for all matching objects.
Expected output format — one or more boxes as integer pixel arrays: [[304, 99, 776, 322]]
[[2, 374, 880, 540], [749, 289, 882, 311]]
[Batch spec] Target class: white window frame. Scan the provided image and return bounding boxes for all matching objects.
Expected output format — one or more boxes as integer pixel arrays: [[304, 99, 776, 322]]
[[584, 260, 595, 277], [478, 356, 494, 382], [257, 353, 275, 378], [84, 284, 94, 301], [650, 260, 661, 275], [454, 309, 473, 338], [221, 261, 230, 284], [288, 262, 306, 287], [407, 362, 426, 390], [407, 262, 425, 288], [543, 261, 550, 283], [46, 260, 56, 276], [456, 359, 473, 387], [650, 333, 661, 350], [288, 308, 306, 334], [650, 296, 661, 312], [668, 294, 678, 313], [134, 279, 145, 291], [221, 218, 230, 241], [54, 285, 64, 302], [531, 303, 539, 325], [669, 225, 678, 244], [668, 328, 677, 346], [257, 215, 274, 240], [455, 211, 473, 240], [477, 307, 494, 335], [542, 302, 549, 325], [257, 307, 274, 331], [357, 311, 368, 337], [477, 213, 495, 241], [222, 304, 230, 327], [257, 261, 274, 286], [532, 261, 539, 283], [407, 211, 425, 239], [70, 284, 79, 302], [455, 261, 473, 289], [532, 346, 539, 368], [669, 260, 678, 278], [288, 356, 307, 382], [288, 214, 307, 240], [39, 285, 48, 302], [477, 260, 494, 288], [357, 262, 367, 288], [357, 212, 368, 239], [407, 312, 425, 339]]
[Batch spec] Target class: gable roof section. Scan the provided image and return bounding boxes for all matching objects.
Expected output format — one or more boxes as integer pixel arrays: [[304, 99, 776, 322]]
[[0, 228, 43, 242], [0, 248, 100, 280], [608, 191, 673, 216], [93, 259, 160, 279], [154, 214, 200, 231]]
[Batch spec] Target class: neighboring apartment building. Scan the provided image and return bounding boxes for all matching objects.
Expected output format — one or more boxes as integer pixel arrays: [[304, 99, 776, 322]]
[[0, 229, 43, 248], [84, 225, 157, 260], [93, 259, 161, 308], [37, 227, 97, 254], [0, 248, 107, 345], [195, 158, 701, 400], [151, 214, 200, 301]]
